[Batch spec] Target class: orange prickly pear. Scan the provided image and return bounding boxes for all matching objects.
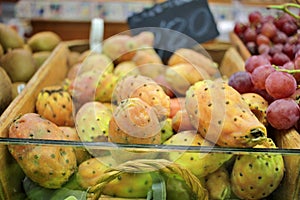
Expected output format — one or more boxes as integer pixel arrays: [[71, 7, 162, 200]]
[[8, 113, 77, 189], [185, 79, 267, 147]]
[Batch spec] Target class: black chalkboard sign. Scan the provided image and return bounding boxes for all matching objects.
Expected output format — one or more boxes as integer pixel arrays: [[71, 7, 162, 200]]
[[127, 0, 219, 62]]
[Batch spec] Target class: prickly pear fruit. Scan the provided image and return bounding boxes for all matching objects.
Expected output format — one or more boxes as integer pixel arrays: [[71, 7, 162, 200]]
[[102, 34, 138, 64], [113, 75, 170, 121], [231, 138, 284, 199], [163, 130, 233, 177], [160, 118, 174, 143], [109, 97, 161, 145], [169, 97, 185, 118], [132, 46, 163, 68], [114, 61, 139, 79], [172, 109, 195, 132], [185, 79, 267, 147], [165, 63, 210, 95], [77, 53, 113, 76], [132, 31, 155, 47], [76, 156, 152, 198], [8, 113, 77, 189], [75, 101, 112, 142], [168, 48, 218, 77], [95, 73, 119, 103], [36, 85, 74, 126], [241, 92, 269, 126], [59, 126, 91, 164], [205, 166, 231, 200]]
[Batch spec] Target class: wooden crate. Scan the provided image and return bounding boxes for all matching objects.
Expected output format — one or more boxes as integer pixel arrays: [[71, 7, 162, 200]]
[[0, 40, 298, 200]]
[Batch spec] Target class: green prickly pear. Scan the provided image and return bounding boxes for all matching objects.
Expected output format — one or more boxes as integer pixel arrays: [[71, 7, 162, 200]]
[[163, 130, 233, 177], [160, 118, 174, 143], [185, 79, 267, 147], [76, 156, 152, 198], [8, 113, 77, 189], [95, 73, 119, 103], [205, 166, 231, 200], [230, 138, 284, 199], [113, 74, 170, 121], [75, 101, 112, 156]]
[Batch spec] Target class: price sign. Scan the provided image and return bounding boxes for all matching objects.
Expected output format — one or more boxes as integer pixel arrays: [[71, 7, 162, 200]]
[[127, 0, 219, 61]]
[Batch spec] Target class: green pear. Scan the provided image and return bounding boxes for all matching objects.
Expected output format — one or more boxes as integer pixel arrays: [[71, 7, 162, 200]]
[[32, 51, 52, 69], [27, 31, 61, 52], [0, 23, 24, 51], [0, 67, 13, 114]]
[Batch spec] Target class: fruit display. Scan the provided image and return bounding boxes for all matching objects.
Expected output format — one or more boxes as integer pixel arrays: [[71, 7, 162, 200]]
[[0, 23, 62, 115], [0, 26, 297, 200]]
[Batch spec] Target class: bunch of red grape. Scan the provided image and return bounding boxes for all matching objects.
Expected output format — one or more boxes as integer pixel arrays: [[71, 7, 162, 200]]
[[230, 10, 300, 130], [234, 11, 299, 64]]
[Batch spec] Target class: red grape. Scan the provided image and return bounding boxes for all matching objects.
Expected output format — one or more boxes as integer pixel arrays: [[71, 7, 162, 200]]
[[293, 56, 300, 82], [271, 52, 291, 66], [258, 44, 270, 55], [272, 31, 288, 44], [228, 71, 254, 94], [256, 34, 271, 46], [281, 22, 298, 36], [234, 22, 247, 37], [260, 22, 277, 39], [269, 43, 284, 56], [251, 64, 275, 90], [245, 55, 271, 73], [243, 27, 257, 43], [248, 11, 263, 26], [266, 98, 300, 130], [282, 43, 296, 60], [265, 71, 297, 99]]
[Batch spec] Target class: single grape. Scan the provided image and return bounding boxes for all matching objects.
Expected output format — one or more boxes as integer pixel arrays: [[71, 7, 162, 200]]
[[283, 43, 296, 60], [245, 55, 271, 73], [281, 22, 298, 36], [260, 22, 277, 39], [251, 64, 275, 90], [234, 22, 247, 37], [248, 11, 263, 26], [265, 71, 297, 99], [243, 27, 257, 43], [293, 56, 300, 82], [269, 43, 284, 56], [228, 71, 254, 94], [256, 34, 271, 46], [266, 98, 300, 130], [272, 31, 288, 44], [258, 43, 270, 55], [281, 61, 295, 70], [246, 41, 257, 55], [271, 52, 291, 66]]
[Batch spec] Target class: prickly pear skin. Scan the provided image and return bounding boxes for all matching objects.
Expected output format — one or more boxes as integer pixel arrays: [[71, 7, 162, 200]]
[[75, 101, 112, 142], [231, 138, 284, 199], [109, 98, 161, 145], [8, 113, 77, 189], [185, 79, 267, 147], [76, 156, 152, 198], [35, 85, 75, 127], [163, 130, 233, 177], [113, 75, 170, 121]]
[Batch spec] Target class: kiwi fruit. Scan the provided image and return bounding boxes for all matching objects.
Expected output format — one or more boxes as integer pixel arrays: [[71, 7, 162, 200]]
[[27, 31, 61, 52], [0, 48, 37, 82], [0, 23, 24, 51], [0, 67, 13, 115], [33, 51, 52, 69]]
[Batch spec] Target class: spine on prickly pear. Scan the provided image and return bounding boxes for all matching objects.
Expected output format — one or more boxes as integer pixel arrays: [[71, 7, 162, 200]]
[[185, 79, 267, 147], [8, 113, 77, 189]]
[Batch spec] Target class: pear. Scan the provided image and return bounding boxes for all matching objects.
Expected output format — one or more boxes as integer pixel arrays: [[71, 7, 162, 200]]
[[0, 67, 13, 114], [27, 31, 61, 52], [0, 48, 37, 82], [0, 23, 24, 51], [0, 44, 3, 58]]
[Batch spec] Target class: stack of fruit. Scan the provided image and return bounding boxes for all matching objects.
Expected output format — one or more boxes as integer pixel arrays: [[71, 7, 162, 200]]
[[0, 23, 61, 115], [5, 29, 291, 200]]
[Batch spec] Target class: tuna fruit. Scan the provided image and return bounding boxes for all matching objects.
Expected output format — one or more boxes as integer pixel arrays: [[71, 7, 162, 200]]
[[109, 98, 161, 163], [231, 138, 284, 199], [113, 74, 170, 121], [205, 166, 231, 200], [35, 85, 74, 126], [76, 156, 152, 198], [241, 92, 269, 126], [185, 79, 267, 147], [75, 101, 112, 157], [163, 130, 233, 177], [8, 113, 77, 189], [109, 97, 161, 145]]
